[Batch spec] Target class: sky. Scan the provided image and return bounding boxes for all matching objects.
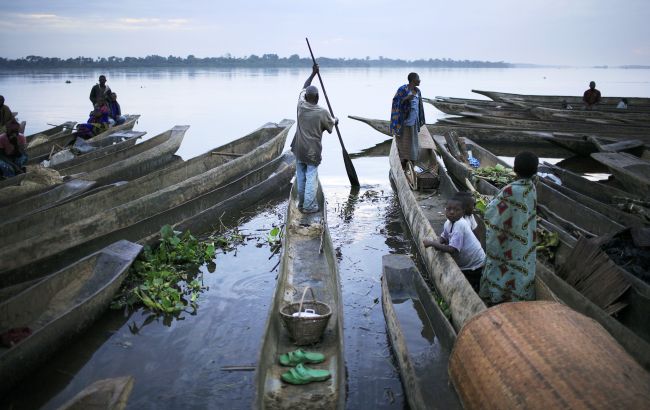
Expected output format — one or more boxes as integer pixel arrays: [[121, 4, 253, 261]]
[[2, 0, 649, 66]]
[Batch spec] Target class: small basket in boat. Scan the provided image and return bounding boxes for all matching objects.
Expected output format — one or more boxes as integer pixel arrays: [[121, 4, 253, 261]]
[[280, 287, 331, 346]]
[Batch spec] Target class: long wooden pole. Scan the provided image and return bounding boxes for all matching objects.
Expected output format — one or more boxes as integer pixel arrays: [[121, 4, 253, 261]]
[[305, 38, 360, 187]]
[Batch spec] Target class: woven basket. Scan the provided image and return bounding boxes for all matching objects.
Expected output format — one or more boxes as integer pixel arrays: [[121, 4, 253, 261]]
[[280, 287, 332, 346], [448, 301, 650, 410]]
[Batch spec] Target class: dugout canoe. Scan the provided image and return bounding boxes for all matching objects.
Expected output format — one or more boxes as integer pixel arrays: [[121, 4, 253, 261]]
[[0, 120, 293, 246], [426, 97, 537, 120], [531, 106, 650, 125], [0, 121, 293, 291], [433, 133, 625, 237], [0, 240, 142, 396], [25, 121, 76, 142], [591, 152, 650, 198], [26, 115, 139, 160], [68, 127, 184, 185], [29, 130, 145, 166], [472, 89, 650, 111], [57, 376, 135, 410], [381, 254, 461, 410], [347, 115, 573, 157], [254, 182, 345, 410]]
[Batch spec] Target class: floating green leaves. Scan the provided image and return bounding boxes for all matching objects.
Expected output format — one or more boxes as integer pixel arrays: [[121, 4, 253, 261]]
[[473, 164, 517, 188], [536, 226, 560, 262], [111, 225, 227, 315]]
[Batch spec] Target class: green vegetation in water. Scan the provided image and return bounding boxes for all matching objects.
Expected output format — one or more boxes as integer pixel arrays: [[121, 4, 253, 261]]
[[473, 164, 516, 188], [111, 225, 242, 315], [472, 192, 492, 216], [536, 225, 560, 262], [434, 293, 452, 320]]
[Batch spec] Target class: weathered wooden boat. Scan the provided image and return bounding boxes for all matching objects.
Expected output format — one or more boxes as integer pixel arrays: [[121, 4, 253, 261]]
[[437, 114, 650, 141], [57, 376, 135, 410], [349, 139, 392, 158], [254, 182, 345, 409], [24, 121, 76, 142], [531, 106, 650, 125], [591, 152, 650, 197], [0, 121, 293, 291], [539, 133, 648, 157], [473, 89, 650, 110], [28, 130, 145, 166], [426, 97, 537, 120], [433, 134, 625, 237], [381, 254, 460, 410], [347, 115, 575, 157], [68, 127, 184, 185], [26, 115, 139, 160], [0, 179, 97, 221], [0, 240, 142, 396]]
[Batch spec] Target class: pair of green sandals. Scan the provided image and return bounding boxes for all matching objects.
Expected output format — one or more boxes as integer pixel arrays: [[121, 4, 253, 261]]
[[279, 349, 330, 385]]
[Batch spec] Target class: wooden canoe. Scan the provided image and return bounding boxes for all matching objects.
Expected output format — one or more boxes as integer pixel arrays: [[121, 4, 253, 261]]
[[432, 134, 625, 237], [29, 130, 145, 166], [531, 106, 650, 125], [472, 89, 650, 110], [381, 254, 461, 410], [0, 121, 293, 292], [254, 182, 345, 409], [427, 98, 537, 120], [0, 240, 142, 396], [25, 121, 77, 143], [57, 376, 135, 410], [27, 115, 139, 160], [591, 152, 650, 198]]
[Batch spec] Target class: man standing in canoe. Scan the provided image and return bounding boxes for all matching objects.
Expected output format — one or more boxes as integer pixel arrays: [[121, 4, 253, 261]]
[[390, 73, 425, 166], [89, 75, 111, 107], [290, 63, 337, 214], [582, 81, 601, 110], [0, 95, 14, 133]]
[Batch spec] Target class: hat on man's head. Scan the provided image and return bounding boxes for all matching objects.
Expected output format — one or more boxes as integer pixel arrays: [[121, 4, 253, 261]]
[[305, 85, 319, 96]]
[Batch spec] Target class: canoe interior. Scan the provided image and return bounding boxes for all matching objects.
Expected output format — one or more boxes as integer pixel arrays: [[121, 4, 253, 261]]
[[381, 254, 460, 410], [591, 152, 650, 197], [255, 183, 345, 410], [57, 376, 135, 410], [0, 240, 142, 395]]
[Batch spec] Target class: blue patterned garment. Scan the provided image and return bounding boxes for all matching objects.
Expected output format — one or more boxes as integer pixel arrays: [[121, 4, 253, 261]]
[[390, 85, 425, 136], [479, 178, 537, 303]]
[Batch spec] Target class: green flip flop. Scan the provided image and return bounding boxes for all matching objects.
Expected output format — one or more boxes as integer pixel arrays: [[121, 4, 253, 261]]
[[278, 349, 325, 366], [281, 363, 331, 385]]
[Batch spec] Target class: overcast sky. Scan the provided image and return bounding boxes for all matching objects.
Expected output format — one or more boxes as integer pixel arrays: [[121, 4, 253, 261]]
[[2, 0, 649, 66]]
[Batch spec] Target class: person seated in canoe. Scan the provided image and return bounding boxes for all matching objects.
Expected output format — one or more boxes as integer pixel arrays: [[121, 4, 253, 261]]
[[582, 81, 601, 110], [455, 191, 480, 240], [616, 98, 628, 109], [0, 95, 14, 133], [0, 119, 28, 178], [74, 100, 111, 139], [390, 72, 425, 168], [479, 151, 538, 305], [107, 92, 126, 125], [423, 195, 486, 292], [290, 63, 338, 214]]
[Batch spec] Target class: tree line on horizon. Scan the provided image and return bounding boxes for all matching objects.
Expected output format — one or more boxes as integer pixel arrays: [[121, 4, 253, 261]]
[[0, 54, 512, 69]]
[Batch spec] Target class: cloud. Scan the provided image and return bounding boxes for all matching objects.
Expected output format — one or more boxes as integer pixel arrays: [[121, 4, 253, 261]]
[[0, 13, 192, 32]]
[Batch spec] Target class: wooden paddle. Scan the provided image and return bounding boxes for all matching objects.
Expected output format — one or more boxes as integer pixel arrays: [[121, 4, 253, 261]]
[[305, 38, 360, 187]]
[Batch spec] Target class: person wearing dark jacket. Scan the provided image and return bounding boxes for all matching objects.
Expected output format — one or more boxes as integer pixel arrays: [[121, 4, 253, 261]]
[[89, 75, 112, 107]]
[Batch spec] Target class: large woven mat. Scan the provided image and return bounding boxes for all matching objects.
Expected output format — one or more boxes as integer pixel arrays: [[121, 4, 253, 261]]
[[449, 301, 650, 409]]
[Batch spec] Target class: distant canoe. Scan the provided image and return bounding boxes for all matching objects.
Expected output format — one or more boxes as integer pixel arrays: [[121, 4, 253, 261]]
[[0, 240, 142, 396], [473, 89, 650, 110]]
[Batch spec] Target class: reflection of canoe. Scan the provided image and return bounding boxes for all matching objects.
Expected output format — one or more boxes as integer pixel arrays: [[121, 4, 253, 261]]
[[591, 152, 650, 198], [381, 254, 461, 410], [473, 89, 650, 111], [0, 121, 293, 292], [27, 116, 139, 160], [57, 376, 135, 410], [0, 241, 142, 396], [255, 182, 345, 409], [349, 138, 392, 158]]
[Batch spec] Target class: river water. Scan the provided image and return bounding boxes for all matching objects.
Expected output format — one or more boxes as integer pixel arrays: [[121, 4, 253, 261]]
[[1, 67, 649, 409]]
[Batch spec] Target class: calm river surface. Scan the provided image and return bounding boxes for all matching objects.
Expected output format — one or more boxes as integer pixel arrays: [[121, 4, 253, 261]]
[[1, 67, 649, 409]]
